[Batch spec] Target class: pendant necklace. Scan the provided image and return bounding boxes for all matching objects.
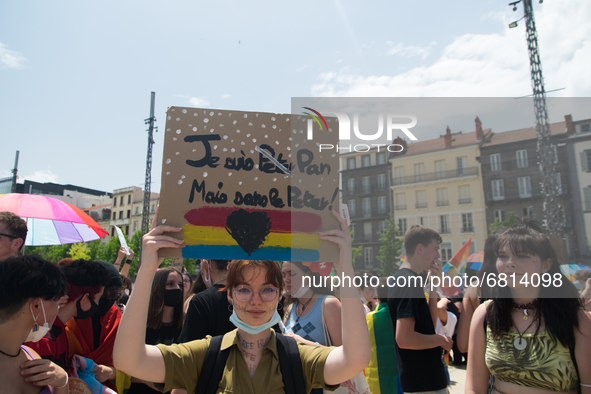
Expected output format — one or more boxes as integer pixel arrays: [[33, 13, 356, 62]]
[[513, 299, 538, 321], [513, 314, 536, 350], [296, 293, 314, 322]]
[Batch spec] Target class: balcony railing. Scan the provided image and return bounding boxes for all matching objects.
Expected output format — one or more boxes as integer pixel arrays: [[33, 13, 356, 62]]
[[393, 166, 479, 186], [438, 228, 451, 234], [416, 202, 428, 209], [459, 198, 472, 205], [461, 226, 475, 233], [436, 200, 449, 207], [395, 204, 407, 211], [486, 185, 568, 202]]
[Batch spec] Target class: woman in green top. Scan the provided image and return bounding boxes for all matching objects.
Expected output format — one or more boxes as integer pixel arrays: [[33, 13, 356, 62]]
[[113, 209, 371, 393]]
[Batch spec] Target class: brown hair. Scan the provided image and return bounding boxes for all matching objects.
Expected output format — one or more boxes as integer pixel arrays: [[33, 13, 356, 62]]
[[223, 260, 283, 294], [404, 225, 442, 258], [0, 212, 28, 251], [147, 267, 184, 331]]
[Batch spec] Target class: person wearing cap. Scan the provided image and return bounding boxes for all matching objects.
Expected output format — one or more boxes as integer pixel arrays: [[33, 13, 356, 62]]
[[66, 260, 124, 391]]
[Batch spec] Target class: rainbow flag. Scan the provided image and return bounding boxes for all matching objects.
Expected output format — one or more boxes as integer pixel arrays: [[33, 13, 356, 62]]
[[181, 207, 323, 261], [365, 303, 400, 394], [441, 238, 471, 296]]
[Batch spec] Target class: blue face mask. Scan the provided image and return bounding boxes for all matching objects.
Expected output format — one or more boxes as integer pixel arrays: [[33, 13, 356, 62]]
[[229, 309, 282, 335]]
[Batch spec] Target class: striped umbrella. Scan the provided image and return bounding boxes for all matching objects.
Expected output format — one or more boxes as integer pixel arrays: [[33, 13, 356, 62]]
[[0, 193, 108, 246]]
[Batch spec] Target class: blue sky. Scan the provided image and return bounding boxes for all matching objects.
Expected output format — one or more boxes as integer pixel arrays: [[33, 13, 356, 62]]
[[1, 0, 590, 193]]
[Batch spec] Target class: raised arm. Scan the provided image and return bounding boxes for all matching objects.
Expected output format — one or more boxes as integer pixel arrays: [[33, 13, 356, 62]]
[[320, 210, 371, 385], [113, 212, 183, 383], [457, 286, 478, 353]]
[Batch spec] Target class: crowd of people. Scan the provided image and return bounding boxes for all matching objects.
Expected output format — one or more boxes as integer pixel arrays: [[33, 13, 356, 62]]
[[1, 207, 591, 394]]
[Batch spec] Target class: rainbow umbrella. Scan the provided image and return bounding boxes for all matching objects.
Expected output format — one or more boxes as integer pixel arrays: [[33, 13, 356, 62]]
[[560, 264, 591, 282], [0, 193, 108, 246]]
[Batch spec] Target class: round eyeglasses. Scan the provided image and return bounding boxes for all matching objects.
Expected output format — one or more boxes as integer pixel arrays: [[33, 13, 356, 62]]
[[233, 286, 279, 303]]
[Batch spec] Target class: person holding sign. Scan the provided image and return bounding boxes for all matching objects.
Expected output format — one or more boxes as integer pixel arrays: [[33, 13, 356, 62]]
[[113, 209, 370, 393]]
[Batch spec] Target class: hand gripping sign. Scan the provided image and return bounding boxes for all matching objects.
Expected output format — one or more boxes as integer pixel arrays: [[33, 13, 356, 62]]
[[157, 107, 340, 262]]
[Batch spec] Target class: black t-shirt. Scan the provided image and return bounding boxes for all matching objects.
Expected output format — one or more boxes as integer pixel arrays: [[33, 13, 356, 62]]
[[146, 322, 181, 346], [178, 284, 235, 343], [388, 268, 447, 392]]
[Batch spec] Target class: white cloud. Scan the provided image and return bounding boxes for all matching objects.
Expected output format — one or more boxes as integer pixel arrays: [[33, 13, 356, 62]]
[[386, 41, 436, 60], [22, 170, 58, 184], [188, 97, 210, 107], [0, 42, 27, 69], [312, 2, 591, 98], [221, 94, 232, 99]]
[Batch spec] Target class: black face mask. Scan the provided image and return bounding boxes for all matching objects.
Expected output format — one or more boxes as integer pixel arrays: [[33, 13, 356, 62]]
[[96, 297, 115, 318], [75, 294, 100, 320], [163, 289, 183, 307]]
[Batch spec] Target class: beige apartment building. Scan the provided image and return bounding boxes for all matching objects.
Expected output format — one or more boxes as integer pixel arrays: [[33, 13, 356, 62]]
[[106, 186, 159, 242], [391, 119, 490, 263]]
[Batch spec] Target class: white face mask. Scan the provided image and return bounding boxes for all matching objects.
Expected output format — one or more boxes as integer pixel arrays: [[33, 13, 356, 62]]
[[291, 285, 310, 299], [26, 300, 50, 343]]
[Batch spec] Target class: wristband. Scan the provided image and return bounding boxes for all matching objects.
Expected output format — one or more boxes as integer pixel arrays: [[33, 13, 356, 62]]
[[125, 259, 132, 265], [55, 374, 69, 389]]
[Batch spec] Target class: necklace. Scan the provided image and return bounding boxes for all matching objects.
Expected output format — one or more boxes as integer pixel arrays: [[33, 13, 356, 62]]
[[296, 293, 314, 322], [0, 346, 21, 366], [513, 314, 536, 350], [513, 299, 538, 321]]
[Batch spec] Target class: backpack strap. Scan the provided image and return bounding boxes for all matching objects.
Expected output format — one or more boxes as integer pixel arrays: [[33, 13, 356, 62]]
[[276, 333, 306, 394], [194, 335, 229, 394]]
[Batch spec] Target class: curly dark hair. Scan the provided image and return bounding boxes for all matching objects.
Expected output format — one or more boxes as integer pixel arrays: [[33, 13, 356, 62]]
[[60, 259, 112, 305], [0, 255, 67, 323]]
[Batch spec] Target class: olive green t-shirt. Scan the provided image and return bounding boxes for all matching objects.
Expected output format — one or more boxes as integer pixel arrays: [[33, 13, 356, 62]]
[[154, 328, 339, 393]]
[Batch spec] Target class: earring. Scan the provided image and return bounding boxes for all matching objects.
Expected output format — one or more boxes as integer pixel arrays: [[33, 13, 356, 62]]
[[277, 302, 283, 311], [228, 302, 233, 312]]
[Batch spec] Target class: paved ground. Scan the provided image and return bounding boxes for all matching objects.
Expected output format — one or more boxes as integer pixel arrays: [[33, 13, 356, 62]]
[[448, 363, 467, 394]]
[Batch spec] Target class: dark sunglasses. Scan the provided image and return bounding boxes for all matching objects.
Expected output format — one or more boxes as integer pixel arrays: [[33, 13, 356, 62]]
[[0, 232, 17, 239]]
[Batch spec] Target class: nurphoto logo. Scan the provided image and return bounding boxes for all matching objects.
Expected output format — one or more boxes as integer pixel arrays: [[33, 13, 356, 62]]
[[302, 107, 419, 152]]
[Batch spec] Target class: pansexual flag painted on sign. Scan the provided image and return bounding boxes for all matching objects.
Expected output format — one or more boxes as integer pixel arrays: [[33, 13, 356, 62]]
[[181, 207, 323, 261]]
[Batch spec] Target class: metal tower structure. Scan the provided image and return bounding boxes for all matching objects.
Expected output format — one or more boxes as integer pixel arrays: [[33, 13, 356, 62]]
[[510, 0, 563, 235], [142, 92, 157, 238], [11, 151, 19, 193]]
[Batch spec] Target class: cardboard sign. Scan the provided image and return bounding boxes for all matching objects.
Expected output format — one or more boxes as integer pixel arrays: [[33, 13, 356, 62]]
[[157, 107, 340, 262]]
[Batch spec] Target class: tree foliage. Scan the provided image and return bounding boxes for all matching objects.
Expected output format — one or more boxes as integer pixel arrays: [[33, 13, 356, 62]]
[[489, 211, 519, 232], [69, 243, 90, 260], [376, 217, 403, 276]]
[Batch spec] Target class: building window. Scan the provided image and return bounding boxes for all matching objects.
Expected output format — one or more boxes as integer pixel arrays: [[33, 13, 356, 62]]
[[348, 200, 356, 217], [378, 196, 387, 214], [151, 204, 155, 213], [518, 176, 531, 198], [364, 222, 372, 242], [398, 218, 408, 235], [490, 154, 501, 171], [418, 216, 426, 226], [111, 227, 115, 237], [436, 188, 448, 207], [351, 223, 356, 241], [379, 221, 387, 233], [133, 222, 137, 232], [435, 160, 446, 179], [457, 157, 467, 175], [585, 187, 591, 211], [377, 174, 386, 191], [494, 210, 505, 222], [347, 178, 355, 195], [416, 190, 427, 209], [414, 163, 425, 182], [552, 146, 558, 163], [440, 242, 452, 263], [112, 212, 116, 220], [113, 198, 117, 207], [128, 195, 132, 204], [347, 157, 356, 170], [125, 225, 129, 236], [377, 152, 386, 165], [362, 176, 371, 194], [395, 193, 406, 211], [439, 215, 450, 234], [362, 155, 371, 167], [459, 185, 471, 204], [394, 166, 404, 181], [522, 206, 534, 218], [492, 180, 505, 200], [582, 124, 591, 133], [119, 211, 123, 219], [364, 247, 373, 266], [127, 210, 131, 219], [135, 207, 139, 214], [461, 213, 474, 233], [516, 150, 528, 168], [363, 198, 371, 217], [120, 196, 124, 206]]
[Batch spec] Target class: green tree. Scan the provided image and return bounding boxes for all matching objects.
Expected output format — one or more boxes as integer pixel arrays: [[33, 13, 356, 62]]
[[489, 211, 518, 232], [69, 243, 90, 260], [25, 244, 72, 263], [375, 217, 403, 276]]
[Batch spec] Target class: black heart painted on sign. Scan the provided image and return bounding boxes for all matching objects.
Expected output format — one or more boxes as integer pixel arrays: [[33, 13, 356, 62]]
[[225, 209, 272, 256]]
